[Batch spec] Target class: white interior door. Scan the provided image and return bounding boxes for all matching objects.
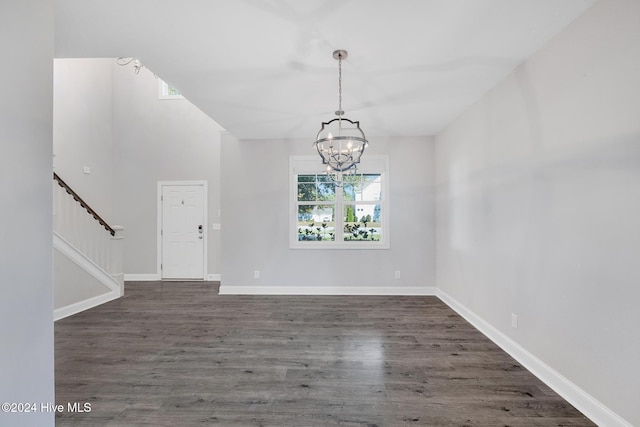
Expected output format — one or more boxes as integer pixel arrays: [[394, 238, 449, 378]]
[[161, 184, 205, 279]]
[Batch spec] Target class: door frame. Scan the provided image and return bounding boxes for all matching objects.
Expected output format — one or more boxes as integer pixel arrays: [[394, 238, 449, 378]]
[[157, 180, 208, 280]]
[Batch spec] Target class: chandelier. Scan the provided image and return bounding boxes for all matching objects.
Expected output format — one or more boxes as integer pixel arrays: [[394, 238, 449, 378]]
[[116, 57, 144, 74], [313, 50, 368, 186]]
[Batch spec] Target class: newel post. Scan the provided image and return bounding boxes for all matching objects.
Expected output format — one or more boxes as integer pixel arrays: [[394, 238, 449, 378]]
[[110, 225, 125, 295]]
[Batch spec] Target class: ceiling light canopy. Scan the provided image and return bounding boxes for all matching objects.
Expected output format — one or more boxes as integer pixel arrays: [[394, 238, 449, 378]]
[[313, 50, 368, 186]]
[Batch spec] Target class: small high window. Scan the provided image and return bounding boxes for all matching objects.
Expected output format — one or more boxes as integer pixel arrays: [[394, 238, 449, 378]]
[[159, 80, 184, 99]]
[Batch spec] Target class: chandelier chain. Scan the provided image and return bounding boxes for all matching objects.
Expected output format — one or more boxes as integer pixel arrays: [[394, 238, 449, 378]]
[[338, 54, 342, 115], [314, 49, 368, 186]]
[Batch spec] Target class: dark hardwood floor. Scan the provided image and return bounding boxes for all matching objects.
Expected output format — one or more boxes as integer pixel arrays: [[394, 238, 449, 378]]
[[55, 281, 594, 426]]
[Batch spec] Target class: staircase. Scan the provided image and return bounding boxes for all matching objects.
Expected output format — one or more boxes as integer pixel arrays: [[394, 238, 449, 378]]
[[53, 173, 124, 320]]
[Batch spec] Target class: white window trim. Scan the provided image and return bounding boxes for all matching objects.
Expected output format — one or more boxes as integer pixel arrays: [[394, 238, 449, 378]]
[[289, 155, 390, 250]]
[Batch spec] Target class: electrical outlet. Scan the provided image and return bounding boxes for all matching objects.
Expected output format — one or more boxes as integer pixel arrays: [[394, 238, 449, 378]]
[[511, 313, 518, 329], [394, 270, 401, 279], [254, 270, 260, 279]]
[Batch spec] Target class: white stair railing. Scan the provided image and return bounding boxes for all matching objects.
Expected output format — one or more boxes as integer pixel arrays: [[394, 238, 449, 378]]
[[53, 173, 124, 291]]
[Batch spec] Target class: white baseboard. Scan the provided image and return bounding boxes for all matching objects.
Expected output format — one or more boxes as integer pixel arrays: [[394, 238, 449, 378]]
[[219, 285, 437, 295], [124, 273, 221, 282], [54, 289, 120, 321], [436, 289, 632, 427], [124, 273, 161, 281]]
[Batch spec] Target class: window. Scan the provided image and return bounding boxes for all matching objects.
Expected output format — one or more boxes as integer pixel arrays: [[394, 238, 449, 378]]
[[159, 80, 185, 99], [290, 156, 389, 249]]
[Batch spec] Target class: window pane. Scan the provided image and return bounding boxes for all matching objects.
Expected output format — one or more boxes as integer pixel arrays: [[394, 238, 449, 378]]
[[298, 175, 315, 183], [343, 204, 382, 241], [342, 174, 381, 202], [360, 174, 382, 201], [317, 180, 335, 201], [297, 174, 335, 202], [297, 183, 316, 201], [342, 182, 356, 201], [167, 85, 181, 96], [297, 205, 335, 241]]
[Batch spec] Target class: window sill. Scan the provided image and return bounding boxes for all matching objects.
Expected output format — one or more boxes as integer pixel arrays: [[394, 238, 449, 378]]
[[290, 241, 390, 250]]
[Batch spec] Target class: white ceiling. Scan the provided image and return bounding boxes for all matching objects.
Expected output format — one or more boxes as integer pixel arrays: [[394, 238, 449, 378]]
[[54, 0, 595, 139]]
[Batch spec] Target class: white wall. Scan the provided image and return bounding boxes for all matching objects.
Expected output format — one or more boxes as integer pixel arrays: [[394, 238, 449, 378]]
[[0, 1, 55, 426], [54, 58, 114, 219], [53, 249, 112, 308], [220, 135, 435, 292], [53, 59, 225, 278], [435, 0, 640, 425], [112, 65, 225, 277]]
